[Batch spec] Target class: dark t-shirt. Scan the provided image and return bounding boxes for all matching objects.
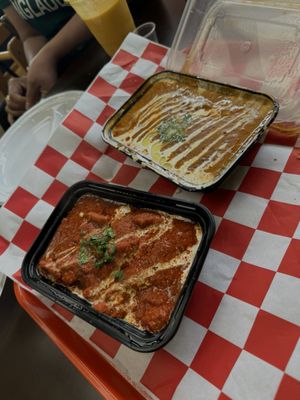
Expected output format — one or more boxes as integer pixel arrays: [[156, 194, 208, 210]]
[[0, 0, 74, 39]]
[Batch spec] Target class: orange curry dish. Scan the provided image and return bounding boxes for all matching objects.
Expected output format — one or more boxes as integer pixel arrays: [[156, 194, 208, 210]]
[[110, 74, 276, 188], [38, 194, 202, 333]]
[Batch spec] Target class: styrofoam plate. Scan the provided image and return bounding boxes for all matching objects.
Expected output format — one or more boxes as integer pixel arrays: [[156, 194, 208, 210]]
[[0, 91, 83, 204]]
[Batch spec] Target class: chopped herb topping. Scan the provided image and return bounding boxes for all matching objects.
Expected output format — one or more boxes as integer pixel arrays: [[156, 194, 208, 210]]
[[78, 246, 89, 265], [157, 113, 192, 143], [182, 113, 192, 125], [78, 227, 116, 268], [114, 270, 124, 281]]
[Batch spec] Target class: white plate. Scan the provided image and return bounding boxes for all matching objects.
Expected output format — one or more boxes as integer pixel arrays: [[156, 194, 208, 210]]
[[0, 91, 83, 204]]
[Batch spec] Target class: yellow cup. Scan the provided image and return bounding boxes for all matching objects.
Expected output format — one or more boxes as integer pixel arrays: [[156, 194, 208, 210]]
[[68, 0, 135, 56]]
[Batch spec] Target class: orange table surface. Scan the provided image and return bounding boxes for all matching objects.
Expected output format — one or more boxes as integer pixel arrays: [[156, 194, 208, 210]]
[[14, 283, 145, 400]]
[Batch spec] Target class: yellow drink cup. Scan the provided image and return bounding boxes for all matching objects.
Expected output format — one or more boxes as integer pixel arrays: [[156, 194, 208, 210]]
[[68, 0, 135, 56]]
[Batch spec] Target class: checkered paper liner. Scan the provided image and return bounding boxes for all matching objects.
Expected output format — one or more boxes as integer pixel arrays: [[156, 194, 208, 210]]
[[1, 33, 300, 399]]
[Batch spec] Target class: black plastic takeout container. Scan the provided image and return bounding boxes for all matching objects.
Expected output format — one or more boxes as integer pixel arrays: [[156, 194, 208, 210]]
[[102, 70, 279, 191], [22, 181, 215, 352]]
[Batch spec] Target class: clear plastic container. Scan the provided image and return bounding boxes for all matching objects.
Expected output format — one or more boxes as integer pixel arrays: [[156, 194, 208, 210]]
[[167, 0, 300, 124]]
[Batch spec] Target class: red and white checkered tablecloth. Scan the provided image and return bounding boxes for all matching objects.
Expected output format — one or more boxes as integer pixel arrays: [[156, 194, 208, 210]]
[[0, 33, 300, 400]]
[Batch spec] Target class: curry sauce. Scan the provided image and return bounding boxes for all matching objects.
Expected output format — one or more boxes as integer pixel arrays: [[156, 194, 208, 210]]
[[110, 74, 276, 188], [38, 194, 202, 333]]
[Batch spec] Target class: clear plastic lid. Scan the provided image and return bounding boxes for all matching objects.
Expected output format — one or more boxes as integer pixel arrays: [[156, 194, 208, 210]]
[[167, 0, 300, 123]]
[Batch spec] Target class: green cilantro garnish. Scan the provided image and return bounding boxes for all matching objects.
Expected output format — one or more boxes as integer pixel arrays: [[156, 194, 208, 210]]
[[157, 113, 192, 143], [78, 227, 116, 268], [182, 113, 192, 126], [114, 270, 124, 281], [78, 246, 89, 265]]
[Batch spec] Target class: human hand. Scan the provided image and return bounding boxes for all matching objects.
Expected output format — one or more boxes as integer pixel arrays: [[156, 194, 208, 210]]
[[5, 76, 27, 125], [26, 50, 58, 110]]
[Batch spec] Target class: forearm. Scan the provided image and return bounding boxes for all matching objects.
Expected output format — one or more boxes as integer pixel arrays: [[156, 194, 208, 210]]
[[23, 36, 47, 64], [25, 14, 92, 108], [34, 14, 92, 63], [4, 5, 47, 64]]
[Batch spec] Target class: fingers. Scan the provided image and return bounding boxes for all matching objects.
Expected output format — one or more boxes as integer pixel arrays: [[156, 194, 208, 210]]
[[26, 83, 43, 110], [7, 113, 15, 126], [8, 77, 27, 95], [5, 106, 25, 118], [25, 57, 57, 109], [6, 77, 27, 121], [8, 76, 41, 112], [5, 93, 26, 113], [5, 75, 49, 124]]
